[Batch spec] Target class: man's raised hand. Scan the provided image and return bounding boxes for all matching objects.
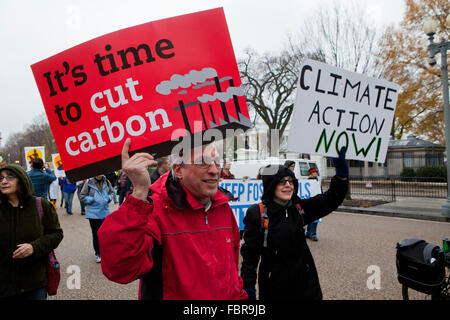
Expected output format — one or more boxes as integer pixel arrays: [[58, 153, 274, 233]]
[[121, 138, 157, 201]]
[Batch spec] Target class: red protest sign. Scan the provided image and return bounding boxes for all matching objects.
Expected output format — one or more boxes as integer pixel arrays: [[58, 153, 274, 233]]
[[31, 8, 250, 182]]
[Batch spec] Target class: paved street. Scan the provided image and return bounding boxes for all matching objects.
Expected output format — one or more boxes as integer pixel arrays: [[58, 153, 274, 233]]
[[310, 211, 448, 300], [49, 195, 449, 300], [48, 199, 139, 300]]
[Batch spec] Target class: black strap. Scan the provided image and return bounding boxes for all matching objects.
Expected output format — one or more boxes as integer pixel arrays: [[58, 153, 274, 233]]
[[396, 238, 424, 249], [294, 203, 305, 227], [36, 197, 44, 223], [423, 243, 437, 263], [258, 203, 269, 248], [262, 205, 268, 248]]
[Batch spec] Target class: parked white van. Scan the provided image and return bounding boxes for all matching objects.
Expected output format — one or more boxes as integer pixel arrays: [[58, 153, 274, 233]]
[[229, 158, 320, 180]]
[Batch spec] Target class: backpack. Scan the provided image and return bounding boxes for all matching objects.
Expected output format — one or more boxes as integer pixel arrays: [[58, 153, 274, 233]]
[[77, 180, 85, 194], [36, 197, 61, 296], [105, 179, 113, 195], [396, 238, 445, 294], [87, 178, 114, 197], [258, 202, 305, 248]]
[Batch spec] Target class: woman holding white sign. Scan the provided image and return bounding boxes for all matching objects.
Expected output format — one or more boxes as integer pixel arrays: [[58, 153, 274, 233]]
[[240, 147, 348, 300]]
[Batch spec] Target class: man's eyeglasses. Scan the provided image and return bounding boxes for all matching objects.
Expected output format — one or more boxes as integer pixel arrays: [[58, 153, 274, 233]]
[[0, 175, 17, 182], [278, 178, 294, 186], [191, 157, 221, 170]]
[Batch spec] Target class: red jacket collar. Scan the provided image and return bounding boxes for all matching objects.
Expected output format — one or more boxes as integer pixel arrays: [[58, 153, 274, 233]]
[[178, 182, 229, 211]]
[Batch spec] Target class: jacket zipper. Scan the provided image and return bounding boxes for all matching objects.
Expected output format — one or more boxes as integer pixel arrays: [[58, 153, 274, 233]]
[[285, 209, 288, 218], [12, 206, 19, 290], [204, 201, 212, 225]]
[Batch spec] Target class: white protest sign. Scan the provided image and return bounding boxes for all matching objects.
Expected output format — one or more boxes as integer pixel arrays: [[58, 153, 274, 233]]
[[288, 59, 399, 163], [219, 179, 321, 230], [24, 146, 46, 171], [51, 153, 66, 178]]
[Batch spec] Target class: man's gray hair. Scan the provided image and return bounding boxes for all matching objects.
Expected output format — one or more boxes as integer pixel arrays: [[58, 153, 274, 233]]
[[169, 152, 184, 167], [169, 153, 183, 182]]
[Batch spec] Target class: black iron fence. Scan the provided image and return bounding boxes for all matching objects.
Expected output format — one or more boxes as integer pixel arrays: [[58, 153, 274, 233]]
[[321, 176, 447, 201], [386, 152, 445, 176], [325, 153, 445, 177]]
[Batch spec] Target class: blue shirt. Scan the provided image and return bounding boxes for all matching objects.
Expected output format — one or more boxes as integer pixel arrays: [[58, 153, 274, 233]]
[[61, 177, 78, 193], [27, 168, 56, 199]]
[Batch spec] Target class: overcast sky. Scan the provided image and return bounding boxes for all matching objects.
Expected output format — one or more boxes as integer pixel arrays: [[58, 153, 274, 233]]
[[0, 0, 406, 145]]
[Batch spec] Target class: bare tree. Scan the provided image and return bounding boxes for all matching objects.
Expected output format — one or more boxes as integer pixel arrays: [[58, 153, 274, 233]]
[[239, 1, 384, 154], [290, 0, 385, 77], [2, 113, 58, 166], [285, 1, 383, 198], [239, 48, 303, 150]]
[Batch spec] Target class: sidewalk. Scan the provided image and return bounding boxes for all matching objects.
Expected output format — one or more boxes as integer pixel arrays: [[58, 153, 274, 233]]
[[338, 197, 450, 223]]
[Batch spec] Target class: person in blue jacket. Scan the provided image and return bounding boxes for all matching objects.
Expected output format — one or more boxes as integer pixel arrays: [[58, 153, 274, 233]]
[[27, 158, 56, 199], [60, 177, 78, 215], [79, 174, 113, 263], [305, 168, 322, 241]]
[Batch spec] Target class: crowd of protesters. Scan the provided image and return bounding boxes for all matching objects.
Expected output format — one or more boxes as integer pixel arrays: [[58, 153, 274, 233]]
[[0, 144, 348, 300]]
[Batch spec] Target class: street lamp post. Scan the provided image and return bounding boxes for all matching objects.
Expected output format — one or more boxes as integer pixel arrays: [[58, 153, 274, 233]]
[[423, 16, 450, 216]]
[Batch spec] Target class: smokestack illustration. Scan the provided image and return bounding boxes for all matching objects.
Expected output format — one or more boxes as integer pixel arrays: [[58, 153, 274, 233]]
[[214, 76, 230, 123], [229, 78, 241, 121], [209, 104, 216, 124], [163, 67, 251, 133], [178, 100, 191, 134], [198, 103, 208, 129], [174, 100, 210, 131]]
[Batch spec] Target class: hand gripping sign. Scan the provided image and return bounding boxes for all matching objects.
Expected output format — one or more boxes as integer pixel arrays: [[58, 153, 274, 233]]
[[31, 8, 251, 182], [288, 59, 399, 163]]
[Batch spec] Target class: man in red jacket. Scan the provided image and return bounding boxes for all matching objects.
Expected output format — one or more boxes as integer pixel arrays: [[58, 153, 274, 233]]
[[98, 138, 247, 300]]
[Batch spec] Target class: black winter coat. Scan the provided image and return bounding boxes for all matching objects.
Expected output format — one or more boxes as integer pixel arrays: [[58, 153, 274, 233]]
[[240, 176, 348, 300], [0, 164, 63, 298]]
